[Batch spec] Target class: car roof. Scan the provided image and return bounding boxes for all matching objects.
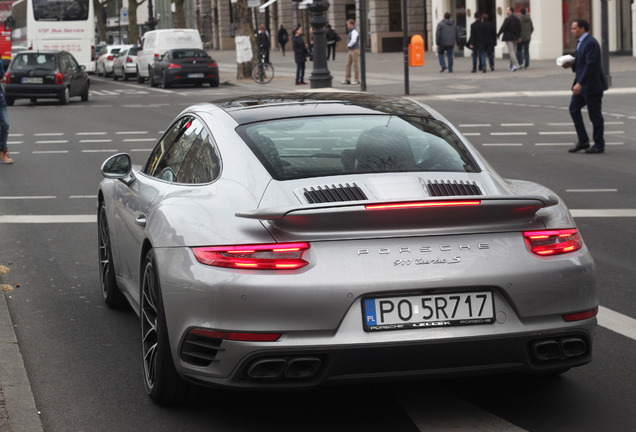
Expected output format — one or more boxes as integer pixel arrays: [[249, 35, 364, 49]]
[[209, 93, 435, 125]]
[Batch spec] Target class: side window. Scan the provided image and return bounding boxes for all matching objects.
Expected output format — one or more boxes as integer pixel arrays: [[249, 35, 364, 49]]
[[144, 116, 194, 180], [178, 125, 221, 184]]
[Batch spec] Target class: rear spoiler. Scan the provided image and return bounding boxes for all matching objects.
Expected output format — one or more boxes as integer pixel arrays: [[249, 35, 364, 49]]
[[236, 195, 559, 239]]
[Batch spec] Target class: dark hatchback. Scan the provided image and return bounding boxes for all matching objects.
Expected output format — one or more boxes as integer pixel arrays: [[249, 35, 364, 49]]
[[149, 48, 219, 88], [4, 50, 90, 105]]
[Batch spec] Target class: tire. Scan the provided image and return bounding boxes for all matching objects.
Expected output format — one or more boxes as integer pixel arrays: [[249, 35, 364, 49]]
[[141, 249, 189, 405], [81, 82, 89, 102], [123, 73, 129, 82], [251, 62, 274, 84], [160, 72, 170, 89], [5, 97, 14, 106], [30, 98, 37, 103], [98, 203, 127, 309], [136, 67, 144, 83], [59, 87, 70, 105], [113, 68, 119, 80], [210, 78, 219, 88], [149, 70, 157, 87]]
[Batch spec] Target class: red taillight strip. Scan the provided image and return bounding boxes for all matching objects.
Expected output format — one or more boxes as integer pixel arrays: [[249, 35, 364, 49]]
[[563, 307, 598, 322], [523, 229, 583, 256], [365, 200, 481, 210], [192, 242, 310, 270], [189, 328, 280, 342]]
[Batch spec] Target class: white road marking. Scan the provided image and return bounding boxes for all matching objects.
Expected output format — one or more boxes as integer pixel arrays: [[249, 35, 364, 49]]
[[598, 306, 636, 340], [483, 143, 523, 147], [566, 189, 617, 193], [76, 132, 108, 135], [539, 131, 576, 135], [570, 209, 636, 217], [79, 140, 112, 143], [0, 196, 56, 200], [35, 140, 68, 144], [459, 124, 491, 127], [502, 123, 534, 127], [116, 131, 149, 135], [123, 138, 156, 142], [490, 132, 527, 136], [32, 150, 68, 154]]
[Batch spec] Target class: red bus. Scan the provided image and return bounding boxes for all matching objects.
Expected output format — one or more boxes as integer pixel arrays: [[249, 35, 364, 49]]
[[0, 1, 15, 68]]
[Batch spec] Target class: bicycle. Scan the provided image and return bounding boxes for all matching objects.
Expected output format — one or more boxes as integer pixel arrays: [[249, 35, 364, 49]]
[[251, 50, 274, 84]]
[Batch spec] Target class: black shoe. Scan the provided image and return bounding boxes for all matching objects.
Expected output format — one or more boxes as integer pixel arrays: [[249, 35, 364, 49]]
[[585, 146, 605, 154], [471, 70, 476, 73], [490, 67, 494, 71], [440, 67, 446, 73], [568, 142, 590, 153]]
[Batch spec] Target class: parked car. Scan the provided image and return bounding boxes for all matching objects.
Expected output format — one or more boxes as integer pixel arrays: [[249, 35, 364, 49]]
[[148, 48, 219, 88], [112, 45, 139, 81], [136, 29, 202, 83], [4, 50, 89, 105], [98, 93, 597, 405], [96, 44, 128, 77]]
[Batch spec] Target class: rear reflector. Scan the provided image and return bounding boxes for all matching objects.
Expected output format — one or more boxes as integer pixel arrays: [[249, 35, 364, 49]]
[[365, 200, 481, 210], [563, 307, 598, 322], [523, 229, 583, 256], [192, 242, 310, 270], [189, 328, 281, 342]]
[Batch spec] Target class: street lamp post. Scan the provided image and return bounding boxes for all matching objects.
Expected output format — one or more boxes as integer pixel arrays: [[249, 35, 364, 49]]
[[308, 0, 332, 88], [147, 0, 158, 31]]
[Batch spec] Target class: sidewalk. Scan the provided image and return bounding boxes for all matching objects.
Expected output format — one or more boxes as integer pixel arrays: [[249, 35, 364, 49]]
[[209, 48, 636, 97]]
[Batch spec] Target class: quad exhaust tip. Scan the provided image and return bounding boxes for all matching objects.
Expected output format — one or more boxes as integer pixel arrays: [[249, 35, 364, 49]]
[[531, 337, 588, 362], [246, 357, 322, 380]]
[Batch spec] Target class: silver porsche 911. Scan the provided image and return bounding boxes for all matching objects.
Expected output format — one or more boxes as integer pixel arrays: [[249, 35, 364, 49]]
[[98, 93, 597, 405]]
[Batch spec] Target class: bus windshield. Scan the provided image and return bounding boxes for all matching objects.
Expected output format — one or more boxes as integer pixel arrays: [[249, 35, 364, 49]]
[[33, 0, 89, 21]]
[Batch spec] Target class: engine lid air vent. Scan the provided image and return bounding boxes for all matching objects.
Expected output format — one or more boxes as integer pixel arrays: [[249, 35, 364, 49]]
[[427, 180, 482, 197], [304, 183, 368, 204]]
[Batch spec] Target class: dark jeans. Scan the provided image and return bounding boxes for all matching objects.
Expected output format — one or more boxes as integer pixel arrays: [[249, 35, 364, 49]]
[[569, 92, 605, 148], [327, 43, 336, 60], [0, 104, 8, 152], [437, 46, 454, 71], [295, 61, 305, 83], [485, 46, 495, 69], [516, 41, 530, 67], [471, 49, 486, 71]]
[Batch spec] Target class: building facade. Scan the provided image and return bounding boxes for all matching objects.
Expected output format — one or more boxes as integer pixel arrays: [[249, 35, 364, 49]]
[[106, 0, 635, 58]]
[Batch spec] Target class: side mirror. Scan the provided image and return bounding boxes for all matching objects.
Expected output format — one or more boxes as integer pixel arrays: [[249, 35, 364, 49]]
[[101, 153, 132, 179]]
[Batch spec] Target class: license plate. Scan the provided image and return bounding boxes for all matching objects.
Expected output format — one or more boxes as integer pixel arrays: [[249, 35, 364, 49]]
[[22, 77, 43, 84], [187, 73, 203, 78], [363, 291, 494, 331]]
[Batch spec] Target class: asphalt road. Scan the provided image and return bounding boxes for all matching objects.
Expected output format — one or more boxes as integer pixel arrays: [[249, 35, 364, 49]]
[[1, 59, 635, 431]]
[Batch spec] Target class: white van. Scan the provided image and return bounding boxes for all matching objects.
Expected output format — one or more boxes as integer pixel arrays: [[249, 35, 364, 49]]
[[137, 29, 203, 82]]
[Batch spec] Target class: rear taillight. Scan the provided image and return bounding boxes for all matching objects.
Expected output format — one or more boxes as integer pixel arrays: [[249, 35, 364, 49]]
[[192, 242, 310, 270], [208, 61, 217, 68], [523, 229, 583, 256], [126, 56, 133, 63], [54, 72, 64, 85], [154, 53, 160, 60], [4, 72, 10, 84], [91, 45, 96, 61], [167, 63, 181, 69], [107, 55, 114, 61], [563, 307, 598, 322]]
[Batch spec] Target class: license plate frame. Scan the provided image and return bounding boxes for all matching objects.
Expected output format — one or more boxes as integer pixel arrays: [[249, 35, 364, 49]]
[[22, 77, 43, 84], [187, 73, 204, 79], [363, 291, 495, 332]]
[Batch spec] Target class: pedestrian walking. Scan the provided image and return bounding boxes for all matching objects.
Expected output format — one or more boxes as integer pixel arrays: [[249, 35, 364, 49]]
[[256, 24, 271, 64], [342, 19, 360, 85], [292, 26, 308, 85], [278, 25, 289, 56], [0, 60, 11, 164], [482, 13, 497, 71], [516, 8, 534, 69], [326, 24, 340, 61], [497, 6, 521, 71], [468, 13, 485, 73], [436, 12, 459, 73], [563, 19, 608, 154]]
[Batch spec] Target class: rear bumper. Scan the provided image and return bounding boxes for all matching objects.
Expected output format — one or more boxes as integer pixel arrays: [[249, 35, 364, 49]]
[[180, 327, 595, 389], [165, 68, 219, 85], [5, 84, 64, 99]]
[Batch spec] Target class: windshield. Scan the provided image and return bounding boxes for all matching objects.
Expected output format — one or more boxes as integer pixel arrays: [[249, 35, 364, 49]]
[[33, 0, 89, 21], [237, 115, 480, 180]]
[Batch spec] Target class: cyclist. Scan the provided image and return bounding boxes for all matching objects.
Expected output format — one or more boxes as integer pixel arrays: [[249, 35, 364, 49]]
[[256, 24, 271, 64]]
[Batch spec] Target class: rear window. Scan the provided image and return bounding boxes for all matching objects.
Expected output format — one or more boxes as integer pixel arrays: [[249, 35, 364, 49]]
[[237, 115, 480, 180], [10, 53, 57, 71], [172, 49, 208, 59]]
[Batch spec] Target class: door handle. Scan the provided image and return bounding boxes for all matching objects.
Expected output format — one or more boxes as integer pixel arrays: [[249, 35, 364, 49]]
[[135, 215, 147, 227]]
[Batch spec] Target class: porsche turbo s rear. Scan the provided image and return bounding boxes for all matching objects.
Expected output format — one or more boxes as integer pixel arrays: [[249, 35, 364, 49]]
[[149, 95, 597, 393]]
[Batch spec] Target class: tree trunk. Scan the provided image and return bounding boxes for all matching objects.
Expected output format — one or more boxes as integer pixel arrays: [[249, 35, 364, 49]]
[[173, 0, 186, 28], [127, 0, 145, 45], [233, 0, 257, 79], [93, 0, 107, 43]]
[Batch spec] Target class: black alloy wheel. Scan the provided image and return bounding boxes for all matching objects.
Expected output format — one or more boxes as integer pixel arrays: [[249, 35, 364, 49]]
[[141, 250, 189, 405], [97, 203, 126, 308]]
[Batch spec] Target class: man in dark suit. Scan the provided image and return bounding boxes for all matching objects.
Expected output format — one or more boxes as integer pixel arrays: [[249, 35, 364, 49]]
[[564, 19, 608, 154]]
